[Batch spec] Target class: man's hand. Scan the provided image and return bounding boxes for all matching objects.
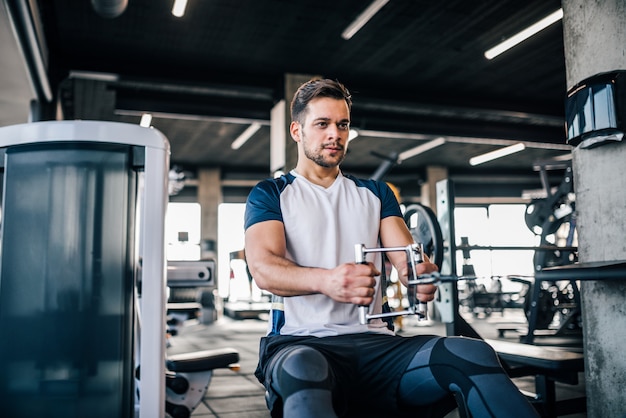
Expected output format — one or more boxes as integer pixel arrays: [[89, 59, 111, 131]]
[[414, 259, 438, 302], [320, 262, 380, 305]]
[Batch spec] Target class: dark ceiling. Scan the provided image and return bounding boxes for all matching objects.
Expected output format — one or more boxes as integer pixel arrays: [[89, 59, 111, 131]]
[[4, 0, 573, 200]]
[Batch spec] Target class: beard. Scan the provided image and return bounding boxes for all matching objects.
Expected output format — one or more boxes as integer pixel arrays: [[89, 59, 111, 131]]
[[302, 133, 347, 168]]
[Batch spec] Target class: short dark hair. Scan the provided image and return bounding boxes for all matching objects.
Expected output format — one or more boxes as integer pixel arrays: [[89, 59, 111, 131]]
[[290, 78, 352, 124]]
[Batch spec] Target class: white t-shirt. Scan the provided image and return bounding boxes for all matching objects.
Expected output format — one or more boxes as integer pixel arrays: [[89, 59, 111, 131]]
[[244, 170, 402, 337]]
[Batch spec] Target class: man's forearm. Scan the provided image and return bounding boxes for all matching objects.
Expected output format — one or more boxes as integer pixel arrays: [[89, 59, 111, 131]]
[[248, 254, 325, 297]]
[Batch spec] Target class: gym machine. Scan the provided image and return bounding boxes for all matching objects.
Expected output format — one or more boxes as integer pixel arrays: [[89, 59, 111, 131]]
[[353, 185, 467, 327], [355, 243, 429, 324], [0, 121, 238, 418]]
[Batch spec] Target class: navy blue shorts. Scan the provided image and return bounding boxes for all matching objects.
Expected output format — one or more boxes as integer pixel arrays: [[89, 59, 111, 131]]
[[255, 332, 446, 417]]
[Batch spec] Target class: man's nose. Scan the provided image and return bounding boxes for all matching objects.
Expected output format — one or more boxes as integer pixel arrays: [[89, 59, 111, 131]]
[[328, 124, 344, 138]]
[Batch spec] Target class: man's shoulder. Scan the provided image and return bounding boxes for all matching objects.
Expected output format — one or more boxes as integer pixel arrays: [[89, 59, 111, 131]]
[[245, 174, 298, 229], [342, 173, 385, 194], [342, 174, 401, 217], [252, 172, 297, 194]]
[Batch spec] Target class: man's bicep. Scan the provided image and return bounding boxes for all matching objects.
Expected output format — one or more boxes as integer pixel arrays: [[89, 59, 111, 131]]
[[245, 220, 286, 262], [380, 216, 414, 248], [380, 216, 414, 272]]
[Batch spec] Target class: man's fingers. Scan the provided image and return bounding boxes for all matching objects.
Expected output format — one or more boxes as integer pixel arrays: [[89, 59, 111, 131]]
[[355, 261, 380, 277], [417, 284, 438, 294], [412, 283, 437, 303]]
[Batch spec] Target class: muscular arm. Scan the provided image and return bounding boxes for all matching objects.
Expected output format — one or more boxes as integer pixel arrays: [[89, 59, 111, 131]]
[[245, 220, 379, 305], [379, 216, 438, 302]]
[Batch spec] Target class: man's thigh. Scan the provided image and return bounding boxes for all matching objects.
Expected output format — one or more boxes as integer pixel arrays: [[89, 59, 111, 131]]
[[263, 333, 439, 414]]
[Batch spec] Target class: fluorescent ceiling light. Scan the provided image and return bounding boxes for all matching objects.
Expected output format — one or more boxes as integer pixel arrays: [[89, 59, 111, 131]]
[[231, 122, 261, 150], [398, 137, 446, 162], [341, 0, 390, 40], [69, 71, 119, 82], [172, 0, 188, 17], [484, 8, 563, 60], [469, 143, 526, 166], [552, 152, 573, 162], [140, 113, 152, 127]]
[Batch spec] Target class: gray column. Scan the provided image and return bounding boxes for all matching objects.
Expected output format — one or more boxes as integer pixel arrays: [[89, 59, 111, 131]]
[[562, 1, 626, 416], [421, 165, 448, 212], [197, 168, 222, 259], [69, 78, 116, 120], [283, 74, 318, 172]]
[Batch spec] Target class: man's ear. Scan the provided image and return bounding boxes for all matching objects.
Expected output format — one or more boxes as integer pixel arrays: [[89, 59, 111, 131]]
[[290, 121, 300, 142]]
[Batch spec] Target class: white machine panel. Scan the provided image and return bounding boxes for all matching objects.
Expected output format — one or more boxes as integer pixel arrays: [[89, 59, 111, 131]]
[[167, 260, 215, 288]]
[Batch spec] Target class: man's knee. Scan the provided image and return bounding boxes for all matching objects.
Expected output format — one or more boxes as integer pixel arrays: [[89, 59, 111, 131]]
[[439, 337, 501, 368], [429, 337, 505, 393], [271, 345, 333, 397]]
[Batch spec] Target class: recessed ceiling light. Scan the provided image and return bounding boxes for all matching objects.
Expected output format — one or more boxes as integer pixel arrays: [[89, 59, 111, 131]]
[[172, 0, 188, 18], [140, 113, 152, 127]]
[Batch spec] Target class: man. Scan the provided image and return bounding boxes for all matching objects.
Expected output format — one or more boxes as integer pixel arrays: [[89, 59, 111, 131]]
[[244, 78, 539, 417]]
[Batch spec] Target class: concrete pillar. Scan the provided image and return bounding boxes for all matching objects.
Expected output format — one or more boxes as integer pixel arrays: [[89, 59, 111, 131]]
[[270, 99, 287, 174], [562, 1, 626, 416], [69, 78, 116, 120], [197, 168, 221, 259], [421, 166, 448, 212], [282, 74, 317, 171]]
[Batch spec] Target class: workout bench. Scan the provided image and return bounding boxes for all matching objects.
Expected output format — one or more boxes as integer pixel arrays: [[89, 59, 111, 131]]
[[485, 339, 585, 418]]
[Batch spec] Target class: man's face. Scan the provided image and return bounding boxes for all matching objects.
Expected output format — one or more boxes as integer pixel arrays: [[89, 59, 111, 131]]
[[295, 97, 351, 168]]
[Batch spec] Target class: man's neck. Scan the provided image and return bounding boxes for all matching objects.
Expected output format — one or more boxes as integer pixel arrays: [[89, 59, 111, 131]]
[[294, 164, 340, 188]]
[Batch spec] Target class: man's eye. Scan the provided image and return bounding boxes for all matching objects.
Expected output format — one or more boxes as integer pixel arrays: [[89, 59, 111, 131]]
[[338, 123, 349, 130], [317, 122, 328, 128]]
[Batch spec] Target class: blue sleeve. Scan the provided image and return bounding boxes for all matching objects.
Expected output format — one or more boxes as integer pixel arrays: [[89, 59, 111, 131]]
[[378, 181, 403, 220], [344, 174, 403, 220], [244, 178, 284, 230]]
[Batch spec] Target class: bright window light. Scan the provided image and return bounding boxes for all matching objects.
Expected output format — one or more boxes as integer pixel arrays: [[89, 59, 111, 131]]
[[484, 8, 563, 60], [455, 205, 536, 281], [469, 143, 525, 166], [348, 129, 359, 141], [217, 203, 246, 299], [165, 202, 201, 260]]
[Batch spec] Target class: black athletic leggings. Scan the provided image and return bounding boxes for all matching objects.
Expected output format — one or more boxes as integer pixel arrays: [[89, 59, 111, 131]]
[[398, 336, 539, 417], [267, 335, 539, 417]]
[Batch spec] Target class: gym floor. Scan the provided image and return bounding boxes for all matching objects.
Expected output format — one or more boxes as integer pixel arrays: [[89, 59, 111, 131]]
[[166, 308, 587, 418]]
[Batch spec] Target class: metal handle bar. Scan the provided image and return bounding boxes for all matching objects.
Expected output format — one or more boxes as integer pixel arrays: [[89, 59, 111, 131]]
[[355, 243, 429, 324]]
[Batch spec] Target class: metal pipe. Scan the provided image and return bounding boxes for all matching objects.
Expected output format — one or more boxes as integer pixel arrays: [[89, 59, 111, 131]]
[[91, 0, 128, 18], [4, 0, 52, 102]]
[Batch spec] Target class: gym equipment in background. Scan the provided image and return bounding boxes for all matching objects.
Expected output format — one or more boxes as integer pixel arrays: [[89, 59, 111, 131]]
[[0, 121, 239, 418]]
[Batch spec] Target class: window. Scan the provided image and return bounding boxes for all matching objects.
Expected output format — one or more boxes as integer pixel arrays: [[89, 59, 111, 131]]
[[455, 204, 537, 291], [165, 202, 201, 260], [217, 203, 246, 299]]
